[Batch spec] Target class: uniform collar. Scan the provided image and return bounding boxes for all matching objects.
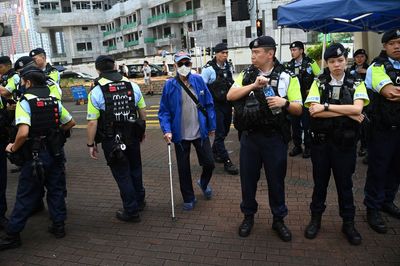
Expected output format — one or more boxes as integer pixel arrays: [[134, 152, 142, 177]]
[[329, 73, 345, 85], [100, 70, 123, 82], [388, 57, 400, 68]]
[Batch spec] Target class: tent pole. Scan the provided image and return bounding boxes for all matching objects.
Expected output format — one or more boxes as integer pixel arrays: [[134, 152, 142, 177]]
[[321, 33, 327, 69], [278, 26, 283, 61]]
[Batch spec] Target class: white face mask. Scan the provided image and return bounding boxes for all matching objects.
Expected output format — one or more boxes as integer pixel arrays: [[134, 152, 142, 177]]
[[177, 65, 191, 77]]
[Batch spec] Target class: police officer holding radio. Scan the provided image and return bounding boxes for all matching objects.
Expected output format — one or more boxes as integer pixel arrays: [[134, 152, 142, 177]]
[[201, 43, 238, 175], [285, 41, 321, 158], [364, 29, 400, 234], [304, 43, 369, 245], [0, 66, 75, 250], [87, 55, 147, 222], [227, 36, 303, 242]]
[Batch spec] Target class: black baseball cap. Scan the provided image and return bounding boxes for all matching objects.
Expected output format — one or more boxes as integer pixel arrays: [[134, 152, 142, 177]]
[[381, 29, 400, 43], [324, 43, 348, 61], [14, 56, 35, 71], [95, 55, 115, 68], [290, 41, 304, 50], [214, 43, 228, 53], [249, 36, 276, 49], [0, 56, 11, 65], [29, 48, 46, 57]]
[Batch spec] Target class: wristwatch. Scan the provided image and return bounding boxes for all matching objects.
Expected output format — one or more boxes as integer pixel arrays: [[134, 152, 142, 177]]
[[284, 100, 290, 109], [87, 143, 95, 147], [324, 102, 329, 111]]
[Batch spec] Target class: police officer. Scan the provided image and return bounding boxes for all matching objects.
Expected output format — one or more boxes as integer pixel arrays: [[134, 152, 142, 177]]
[[285, 41, 321, 158], [0, 66, 75, 250], [227, 36, 303, 242], [364, 29, 400, 234], [201, 43, 238, 175], [0, 56, 20, 98], [350, 49, 370, 159], [304, 43, 368, 245], [29, 48, 60, 84], [87, 55, 147, 222]]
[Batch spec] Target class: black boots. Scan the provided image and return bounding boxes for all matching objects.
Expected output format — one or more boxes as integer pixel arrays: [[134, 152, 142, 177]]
[[342, 221, 362, 246], [238, 215, 254, 237], [116, 210, 141, 223], [272, 219, 292, 242], [381, 202, 400, 219], [367, 208, 387, 234], [304, 213, 321, 239], [289, 146, 302, 157], [302, 147, 311, 158], [0, 216, 8, 230], [224, 159, 239, 175], [48, 222, 66, 238], [0, 233, 21, 251]]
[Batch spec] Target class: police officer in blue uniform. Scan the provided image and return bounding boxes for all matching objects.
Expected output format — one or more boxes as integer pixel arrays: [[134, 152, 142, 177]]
[[227, 36, 303, 242], [364, 29, 400, 234], [87, 55, 147, 222], [0, 66, 75, 250], [201, 43, 238, 175], [285, 41, 321, 158], [304, 43, 369, 245]]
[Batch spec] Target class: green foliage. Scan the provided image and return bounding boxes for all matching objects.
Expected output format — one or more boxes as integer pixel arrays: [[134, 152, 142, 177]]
[[307, 43, 330, 61]]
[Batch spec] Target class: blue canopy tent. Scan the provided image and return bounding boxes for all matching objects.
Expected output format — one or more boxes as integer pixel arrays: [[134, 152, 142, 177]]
[[277, 0, 400, 66]]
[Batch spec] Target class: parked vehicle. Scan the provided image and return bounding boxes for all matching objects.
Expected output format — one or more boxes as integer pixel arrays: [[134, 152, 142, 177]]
[[60, 71, 95, 81], [127, 64, 164, 78]]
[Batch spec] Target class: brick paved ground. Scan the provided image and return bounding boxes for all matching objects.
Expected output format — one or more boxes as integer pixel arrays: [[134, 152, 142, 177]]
[[0, 98, 399, 265]]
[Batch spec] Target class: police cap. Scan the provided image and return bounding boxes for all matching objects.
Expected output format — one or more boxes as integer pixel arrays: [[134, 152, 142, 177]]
[[29, 48, 46, 57], [381, 29, 400, 43], [95, 55, 115, 68], [249, 36, 276, 49], [214, 43, 228, 53], [0, 56, 11, 65], [324, 43, 348, 61], [14, 56, 34, 71], [290, 41, 304, 50], [19, 65, 44, 78], [353, 48, 367, 58]]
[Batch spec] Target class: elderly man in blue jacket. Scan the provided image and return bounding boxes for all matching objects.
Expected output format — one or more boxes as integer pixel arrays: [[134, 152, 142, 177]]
[[158, 51, 216, 211]]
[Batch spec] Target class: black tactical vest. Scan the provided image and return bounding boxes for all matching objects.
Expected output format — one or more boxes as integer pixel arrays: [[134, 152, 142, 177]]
[[232, 60, 291, 140], [369, 56, 400, 128], [96, 79, 139, 144], [285, 56, 315, 100], [24, 87, 60, 138], [310, 71, 360, 144], [204, 59, 234, 103], [0, 97, 10, 142]]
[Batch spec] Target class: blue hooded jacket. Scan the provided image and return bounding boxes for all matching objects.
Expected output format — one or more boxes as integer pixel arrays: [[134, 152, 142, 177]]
[[158, 73, 216, 143]]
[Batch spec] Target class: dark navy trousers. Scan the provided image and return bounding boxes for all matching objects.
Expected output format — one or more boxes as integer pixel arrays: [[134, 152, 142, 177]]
[[174, 138, 215, 203], [239, 131, 288, 219], [102, 138, 145, 215], [7, 150, 66, 234], [364, 128, 400, 210], [0, 142, 7, 218], [291, 106, 311, 148], [212, 102, 232, 161], [310, 141, 356, 220]]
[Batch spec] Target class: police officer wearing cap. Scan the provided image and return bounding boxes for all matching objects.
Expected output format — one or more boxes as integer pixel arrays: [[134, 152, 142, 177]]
[[0, 56, 18, 230], [87, 55, 147, 222], [227, 36, 303, 242], [0, 66, 75, 250], [350, 49, 370, 159], [201, 43, 238, 175], [304, 43, 369, 245], [285, 41, 320, 158], [159, 51, 216, 211], [364, 29, 400, 234]]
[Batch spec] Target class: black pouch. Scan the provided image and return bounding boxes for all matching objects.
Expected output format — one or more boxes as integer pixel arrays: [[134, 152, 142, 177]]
[[108, 142, 128, 166], [47, 129, 65, 158]]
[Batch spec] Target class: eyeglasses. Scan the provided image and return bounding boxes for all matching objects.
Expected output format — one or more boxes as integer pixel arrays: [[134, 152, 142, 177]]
[[177, 61, 191, 67]]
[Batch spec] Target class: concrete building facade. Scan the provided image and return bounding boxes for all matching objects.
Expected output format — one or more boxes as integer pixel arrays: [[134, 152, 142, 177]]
[[32, 0, 314, 65]]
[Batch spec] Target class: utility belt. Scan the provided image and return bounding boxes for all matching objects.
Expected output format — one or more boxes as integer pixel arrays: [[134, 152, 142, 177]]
[[96, 118, 146, 144], [310, 128, 359, 148]]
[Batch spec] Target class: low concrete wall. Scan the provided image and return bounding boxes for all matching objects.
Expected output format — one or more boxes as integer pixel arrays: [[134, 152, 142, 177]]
[[60, 77, 169, 102]]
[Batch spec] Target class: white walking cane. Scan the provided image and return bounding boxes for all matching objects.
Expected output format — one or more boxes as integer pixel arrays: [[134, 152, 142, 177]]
[[167, 143, 176, 220]]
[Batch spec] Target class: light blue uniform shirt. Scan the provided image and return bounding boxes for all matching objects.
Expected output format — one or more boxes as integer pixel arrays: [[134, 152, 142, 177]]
[[201, 62, 228, 85]]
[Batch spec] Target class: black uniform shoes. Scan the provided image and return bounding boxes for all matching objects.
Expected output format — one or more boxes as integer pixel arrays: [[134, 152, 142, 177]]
[[0, 233, 21, 251], [116, 210, 141, 223], [367, 209, 388, 234], [381, 202, 400, 219], [342, 221, 362, 246], [48, 222, 66, 238], [238, 215, 254, 237], [224, 160, 239, 175], [272, 220, 292, 242], [304, 213, 322, 239], [289, 146, 302, 157]]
